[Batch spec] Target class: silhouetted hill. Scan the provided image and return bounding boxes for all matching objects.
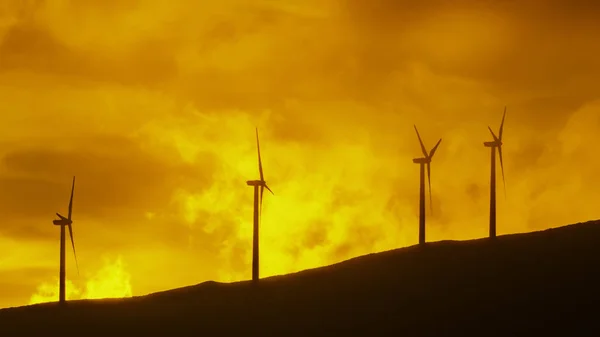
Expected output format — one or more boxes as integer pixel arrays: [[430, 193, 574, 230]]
[[2, 220, 600, 336]]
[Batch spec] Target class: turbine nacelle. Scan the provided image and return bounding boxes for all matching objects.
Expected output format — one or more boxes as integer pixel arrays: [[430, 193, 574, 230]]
[[53, 213, 72, 226], [412, 157, 430, 164], [485, 129, 503, 147], [246, 180, 265, 187], [246, 180, 274, 195]]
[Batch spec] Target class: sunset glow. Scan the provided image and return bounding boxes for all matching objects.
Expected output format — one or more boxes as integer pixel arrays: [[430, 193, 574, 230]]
[[29, 256, 132, 304], [1, 0, 599, 308]]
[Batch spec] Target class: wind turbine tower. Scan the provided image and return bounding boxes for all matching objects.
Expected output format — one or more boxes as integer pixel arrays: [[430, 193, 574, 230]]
[[246, 128, 274, 283], [412, 126, 442, 246], [484, 107, 507, 239], [52, 176, 79, 304]]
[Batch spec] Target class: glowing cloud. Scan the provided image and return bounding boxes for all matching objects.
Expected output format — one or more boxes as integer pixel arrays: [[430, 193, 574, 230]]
[[29, 256, 132, 305]]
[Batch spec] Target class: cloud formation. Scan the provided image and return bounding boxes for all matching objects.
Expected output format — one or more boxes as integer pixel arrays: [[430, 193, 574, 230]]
[[0, 0, 599, 308]]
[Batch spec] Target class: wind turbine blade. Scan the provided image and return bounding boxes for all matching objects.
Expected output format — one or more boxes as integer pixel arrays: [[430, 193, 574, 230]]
[[499, 106, 506, 141], [256, 128, 264, 182], [259, 184, 264, 225], [413, 125, 428, 158], [429, 138, 442, 159], [68, 176, 75, 220], [488, 126, 499, 142], [260, 184, 264, 211], [265, 184, 274, 195], [498, 145, 506, 197], [427, 162, 433, 214], [67, 223, 79, 276]]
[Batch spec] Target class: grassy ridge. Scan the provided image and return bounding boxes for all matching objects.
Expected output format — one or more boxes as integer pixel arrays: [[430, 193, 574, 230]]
[[1, 220, 599, 336]]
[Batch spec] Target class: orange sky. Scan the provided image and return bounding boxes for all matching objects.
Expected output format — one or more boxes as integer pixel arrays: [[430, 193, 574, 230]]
[[0, 0, 599, 308]]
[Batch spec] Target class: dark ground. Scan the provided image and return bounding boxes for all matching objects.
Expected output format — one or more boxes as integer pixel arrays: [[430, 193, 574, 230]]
[[1, 220, 599, 337]]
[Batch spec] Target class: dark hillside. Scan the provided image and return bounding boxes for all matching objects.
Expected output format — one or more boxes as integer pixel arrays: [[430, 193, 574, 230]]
[[1, 220, 599, 336]]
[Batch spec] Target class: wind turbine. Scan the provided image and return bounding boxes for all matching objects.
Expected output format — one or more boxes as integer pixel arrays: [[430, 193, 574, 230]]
[[52, 176, 79, 304], [412, 125, 442, 246], [484, 107, 507, 239], [246, 128, 274, 283]]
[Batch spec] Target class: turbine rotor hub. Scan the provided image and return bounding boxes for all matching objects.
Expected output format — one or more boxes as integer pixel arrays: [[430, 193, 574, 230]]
[[246, 180, 265, 187]]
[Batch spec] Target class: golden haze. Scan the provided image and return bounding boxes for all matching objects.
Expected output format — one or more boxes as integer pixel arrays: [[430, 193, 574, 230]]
[[1, 0, 599, 308]]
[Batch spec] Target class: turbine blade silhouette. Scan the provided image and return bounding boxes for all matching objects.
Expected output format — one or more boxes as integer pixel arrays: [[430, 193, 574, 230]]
[[429, 139, 442, 158], [488, 126, 499, 142], [67, 222, 79, 276], [259, 184, 264, 225], [414, 125, 428, 158], [68, 176, 75, 220], [499, 107, 506, 141], [256, 128, 264, 182], [498, 145, 506, 198], [259, 184, 274, 224], [427, 162, 433, 214]]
